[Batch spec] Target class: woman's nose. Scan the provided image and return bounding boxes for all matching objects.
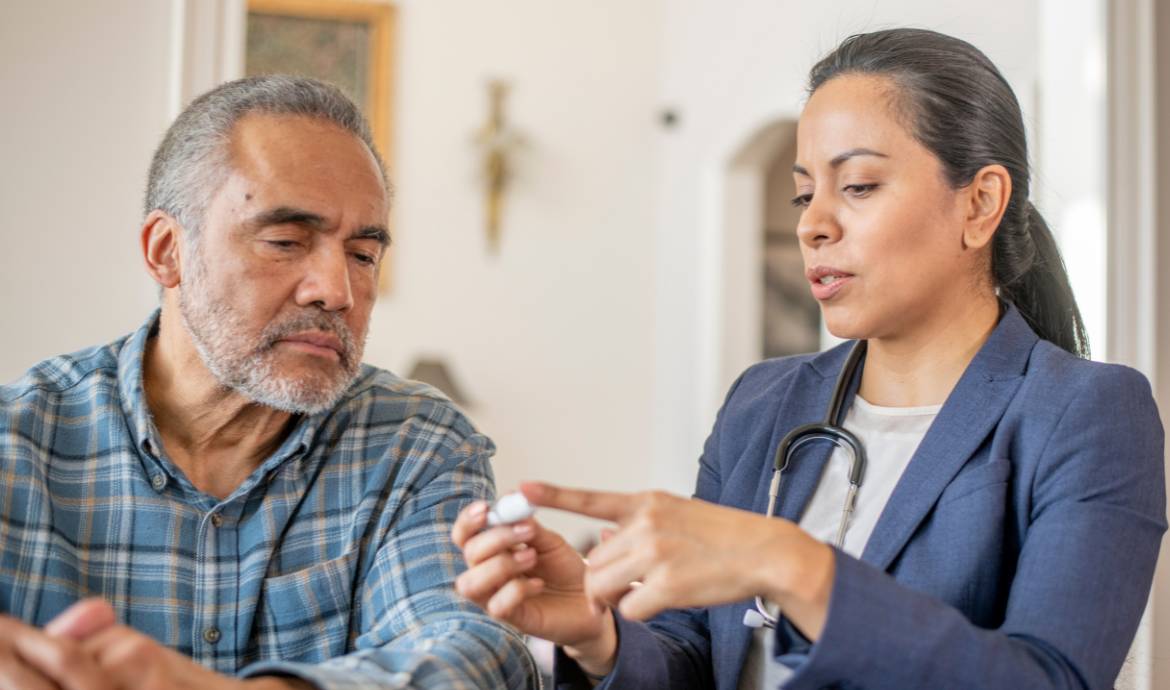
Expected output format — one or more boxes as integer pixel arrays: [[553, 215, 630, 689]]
[[796, 197, 842, 248]]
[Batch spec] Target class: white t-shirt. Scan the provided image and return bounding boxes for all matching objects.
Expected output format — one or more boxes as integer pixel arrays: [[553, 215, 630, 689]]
[[738, 395, 942, 690]]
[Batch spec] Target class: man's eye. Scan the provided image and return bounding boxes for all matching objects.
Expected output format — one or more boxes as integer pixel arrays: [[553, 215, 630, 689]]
[[352, 253, 377, 266], [790, 193, 813, 208], [266, 240, 299, 250]]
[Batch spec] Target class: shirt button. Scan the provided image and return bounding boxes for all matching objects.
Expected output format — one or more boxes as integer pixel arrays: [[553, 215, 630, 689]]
[[203, 627, 221, 644], [150, 474, 166, 491], [210, 513, 223, 528]]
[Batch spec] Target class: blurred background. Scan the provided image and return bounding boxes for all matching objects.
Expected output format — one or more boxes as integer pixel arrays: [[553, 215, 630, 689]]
[[1, 0, 1168, 686]]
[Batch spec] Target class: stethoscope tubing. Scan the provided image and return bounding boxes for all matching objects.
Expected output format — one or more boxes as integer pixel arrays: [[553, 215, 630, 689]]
[[746, 340, 869, 630]]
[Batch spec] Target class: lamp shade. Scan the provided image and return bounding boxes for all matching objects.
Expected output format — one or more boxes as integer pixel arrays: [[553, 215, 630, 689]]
[[405, 357, 471, 406]]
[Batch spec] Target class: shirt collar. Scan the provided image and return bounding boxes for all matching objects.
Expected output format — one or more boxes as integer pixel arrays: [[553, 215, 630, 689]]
[[117, 309, 163, 464]]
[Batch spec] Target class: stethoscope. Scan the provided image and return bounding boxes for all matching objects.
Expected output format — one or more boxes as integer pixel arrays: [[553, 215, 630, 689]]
[[742, 340, 868, 629]]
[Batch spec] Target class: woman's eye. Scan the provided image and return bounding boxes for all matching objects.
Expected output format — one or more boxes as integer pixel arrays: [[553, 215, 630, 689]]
[[843, 183, 879, 197], [791, 193, 813, 208]]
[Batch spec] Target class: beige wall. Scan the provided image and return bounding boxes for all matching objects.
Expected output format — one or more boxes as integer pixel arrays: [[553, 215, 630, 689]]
[[369, 0, 663, 540], [0, 1, 172, 381]]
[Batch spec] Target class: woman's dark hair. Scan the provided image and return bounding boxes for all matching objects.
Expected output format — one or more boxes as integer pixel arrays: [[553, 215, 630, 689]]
[[808, 28, 1090, 357]]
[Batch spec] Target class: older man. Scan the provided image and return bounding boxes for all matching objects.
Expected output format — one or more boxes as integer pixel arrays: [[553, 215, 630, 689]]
[[0, 76, 536, 689]]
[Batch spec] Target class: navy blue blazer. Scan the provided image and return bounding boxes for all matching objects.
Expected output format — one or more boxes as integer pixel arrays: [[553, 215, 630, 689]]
[[556, 306, 1166, 689]]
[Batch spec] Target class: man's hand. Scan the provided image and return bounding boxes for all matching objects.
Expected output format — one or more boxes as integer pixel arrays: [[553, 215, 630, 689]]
[[12, 599, 311, 690], [77, 624, 312, 690], [0, 602, 114, 690]]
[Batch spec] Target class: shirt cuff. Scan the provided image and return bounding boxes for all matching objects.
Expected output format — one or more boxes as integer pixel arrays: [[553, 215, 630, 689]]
[[241, 659, 412, 690]]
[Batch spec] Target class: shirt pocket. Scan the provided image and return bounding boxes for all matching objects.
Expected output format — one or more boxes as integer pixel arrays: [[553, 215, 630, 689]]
[[256, 548, 361, 663], [937, 457, 1012, 506]]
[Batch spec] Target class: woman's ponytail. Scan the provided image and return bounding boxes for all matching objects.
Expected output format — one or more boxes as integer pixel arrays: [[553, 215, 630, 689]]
[[995, 203, 1090, 357]]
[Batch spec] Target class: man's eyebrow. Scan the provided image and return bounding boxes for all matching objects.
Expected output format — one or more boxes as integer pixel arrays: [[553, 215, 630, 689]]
[[247, 206, 328, 230], [792, 148, 890, 176], [351, 225, 392, 248]]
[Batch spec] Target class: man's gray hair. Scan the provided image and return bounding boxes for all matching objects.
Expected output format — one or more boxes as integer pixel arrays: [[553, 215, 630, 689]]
[[145, 74, 389, 235]]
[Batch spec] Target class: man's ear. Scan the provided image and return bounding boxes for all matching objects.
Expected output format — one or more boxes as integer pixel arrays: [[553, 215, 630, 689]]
[[141, 210, 187, 289], [961, 164, 1012, 251]]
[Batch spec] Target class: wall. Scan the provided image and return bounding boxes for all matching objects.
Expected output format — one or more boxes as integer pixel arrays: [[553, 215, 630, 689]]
[[368, 0, 664, 540], [0, 1, 173, 381]]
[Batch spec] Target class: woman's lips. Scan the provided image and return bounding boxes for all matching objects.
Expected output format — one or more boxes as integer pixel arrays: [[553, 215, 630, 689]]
[[809, 275, 853, 301], [805, 267, 855, 301]]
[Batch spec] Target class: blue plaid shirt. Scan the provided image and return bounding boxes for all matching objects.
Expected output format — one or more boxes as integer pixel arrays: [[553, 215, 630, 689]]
[[0, 311, 538, 689]]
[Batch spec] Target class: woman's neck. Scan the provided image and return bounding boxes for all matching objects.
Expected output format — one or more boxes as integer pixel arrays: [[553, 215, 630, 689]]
[[857, 295, 1001, 408]]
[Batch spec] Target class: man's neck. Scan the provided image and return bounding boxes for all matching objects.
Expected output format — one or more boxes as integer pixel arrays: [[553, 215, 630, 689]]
[[143, 308, 295, 500], [857, 294, 1001, 408]]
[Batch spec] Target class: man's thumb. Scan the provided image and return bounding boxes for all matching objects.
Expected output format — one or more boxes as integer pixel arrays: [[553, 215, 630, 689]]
[[45, 598, 116, 640]]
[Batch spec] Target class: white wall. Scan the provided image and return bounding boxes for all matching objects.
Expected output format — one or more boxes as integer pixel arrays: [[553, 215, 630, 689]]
[[0, 1, 172, 381], [651, 1, 1040, 494]]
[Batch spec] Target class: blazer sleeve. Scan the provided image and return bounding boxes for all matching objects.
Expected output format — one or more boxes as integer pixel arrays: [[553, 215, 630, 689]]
[[777, 364, 1167, 690], [552, 371, 754, 689]]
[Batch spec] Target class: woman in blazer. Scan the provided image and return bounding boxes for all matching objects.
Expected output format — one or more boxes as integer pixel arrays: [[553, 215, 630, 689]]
[[452, 28, 1166, 689]]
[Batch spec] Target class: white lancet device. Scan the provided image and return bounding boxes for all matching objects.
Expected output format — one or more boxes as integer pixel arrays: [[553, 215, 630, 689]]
[[487, 492, 536, 526]]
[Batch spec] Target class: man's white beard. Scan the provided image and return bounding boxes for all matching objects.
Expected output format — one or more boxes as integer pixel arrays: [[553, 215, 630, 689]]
[[177, 247, 365, 415]]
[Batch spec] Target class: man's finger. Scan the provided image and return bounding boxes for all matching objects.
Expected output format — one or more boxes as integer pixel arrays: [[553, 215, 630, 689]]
[[0, 650, 59, 690], [12, 628, 113, 690], [520, 482, 633, 522], [45, 599, 116, 641]]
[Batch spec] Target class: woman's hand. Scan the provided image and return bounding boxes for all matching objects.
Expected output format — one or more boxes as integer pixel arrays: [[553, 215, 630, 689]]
[[451, 495, 618, 675], [524, 482, 837, 641]]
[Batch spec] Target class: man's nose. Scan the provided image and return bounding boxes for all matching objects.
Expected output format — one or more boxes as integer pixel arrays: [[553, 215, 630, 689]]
[[295, 245, 354, 313]]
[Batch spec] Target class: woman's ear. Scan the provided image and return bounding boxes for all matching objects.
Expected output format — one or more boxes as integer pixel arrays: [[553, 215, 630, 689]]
[[141, 210, 186, 289], [962, 164, 1012, 250]]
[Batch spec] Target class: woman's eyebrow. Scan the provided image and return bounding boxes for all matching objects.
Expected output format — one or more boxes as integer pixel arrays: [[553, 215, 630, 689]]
[[793, 148, 890, 176]]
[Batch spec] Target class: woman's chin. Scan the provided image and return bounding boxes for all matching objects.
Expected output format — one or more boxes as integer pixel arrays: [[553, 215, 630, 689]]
[[821, 313, 869, 343]]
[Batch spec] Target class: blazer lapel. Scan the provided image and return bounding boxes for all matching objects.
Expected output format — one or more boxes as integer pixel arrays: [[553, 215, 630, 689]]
[[860, 306, 1037, 571], [750, 345, 859, 520]]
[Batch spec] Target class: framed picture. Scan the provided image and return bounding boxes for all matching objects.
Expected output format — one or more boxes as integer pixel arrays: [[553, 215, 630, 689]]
[[245, 0, 397, 290]]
